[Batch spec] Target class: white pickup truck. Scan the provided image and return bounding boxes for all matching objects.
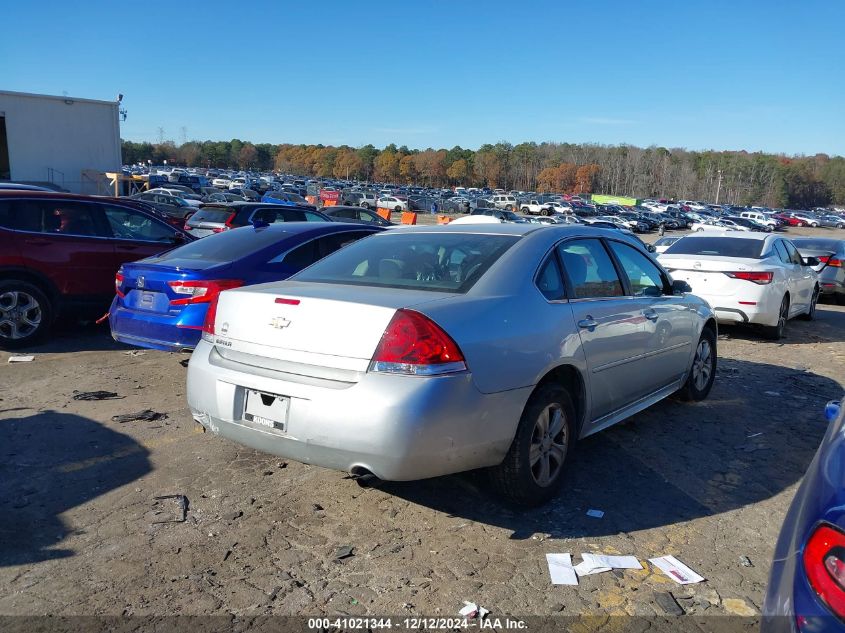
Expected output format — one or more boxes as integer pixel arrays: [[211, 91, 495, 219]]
[[519, 199, 555, 215]]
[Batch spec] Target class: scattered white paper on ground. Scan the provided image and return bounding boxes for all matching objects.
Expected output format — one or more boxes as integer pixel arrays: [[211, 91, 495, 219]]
[[458, 602, 478, 617], [583, 553, 643, 570], [574, 560, 611, 577], [8, 355, 34, 363], [546, 553, 578, 585], [649, 555, 705, 584], [586, 509, 605, 518]]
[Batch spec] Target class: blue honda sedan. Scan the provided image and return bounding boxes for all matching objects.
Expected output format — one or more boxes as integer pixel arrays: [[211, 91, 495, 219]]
[[763, 399, 845, 632], [109, 222, 383, 351]]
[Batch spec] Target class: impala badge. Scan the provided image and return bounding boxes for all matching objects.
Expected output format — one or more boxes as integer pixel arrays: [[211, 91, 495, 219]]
[[136, 276, 145, 289], [270, 317, 291, 329]]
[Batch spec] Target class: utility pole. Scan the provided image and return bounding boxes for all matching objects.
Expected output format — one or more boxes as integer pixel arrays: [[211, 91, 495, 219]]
[[715, 169, 723, 204]]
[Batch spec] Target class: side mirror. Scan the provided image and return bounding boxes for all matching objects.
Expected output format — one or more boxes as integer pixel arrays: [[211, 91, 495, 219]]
[[672, 279, 692, 295], [646, 243, 657, 253], [803, 256, 820, 267], [172, 232, 187, 244]]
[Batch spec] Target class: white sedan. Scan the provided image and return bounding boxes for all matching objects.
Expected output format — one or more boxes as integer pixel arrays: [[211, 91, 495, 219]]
[[659, 232, 820, 339], [378, 196, 408, 212], [690, 220, 736, 232]]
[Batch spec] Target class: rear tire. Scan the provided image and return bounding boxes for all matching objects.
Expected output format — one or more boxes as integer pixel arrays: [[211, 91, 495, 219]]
[[677, 328, 717, 401], [0, 280, 53, 349], [541, 208, 551, 216], [763, 296, 789, 340], [489, 384, 575, 506], [799, 286, 819, 320]]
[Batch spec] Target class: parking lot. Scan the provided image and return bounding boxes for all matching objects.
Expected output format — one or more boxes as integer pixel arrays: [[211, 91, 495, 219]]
[[0, 225, 843, 623]]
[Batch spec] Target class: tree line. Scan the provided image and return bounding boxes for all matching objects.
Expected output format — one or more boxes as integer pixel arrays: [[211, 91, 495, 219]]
[[122, 138, 845, 209]]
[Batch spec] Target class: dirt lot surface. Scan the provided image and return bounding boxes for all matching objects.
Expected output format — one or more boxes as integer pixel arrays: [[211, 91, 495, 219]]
[[1, 227, 844, 624]]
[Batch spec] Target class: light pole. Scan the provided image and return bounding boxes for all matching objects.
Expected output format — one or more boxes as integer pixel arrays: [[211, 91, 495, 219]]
[[715, 169, 723, 205]]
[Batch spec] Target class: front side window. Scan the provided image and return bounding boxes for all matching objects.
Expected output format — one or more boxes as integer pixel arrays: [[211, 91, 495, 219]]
[[103, 206, 176, 242], [607, 241, 666, 297], [557, 238, 624, 299]]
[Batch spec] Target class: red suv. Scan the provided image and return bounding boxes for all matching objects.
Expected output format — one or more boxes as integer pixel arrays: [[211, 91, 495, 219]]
[[0, 191, 191, 348]]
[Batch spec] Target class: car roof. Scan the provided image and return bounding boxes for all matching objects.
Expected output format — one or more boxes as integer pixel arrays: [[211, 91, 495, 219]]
[[224, 221, 382, 237], [693, 231, 771, 240]]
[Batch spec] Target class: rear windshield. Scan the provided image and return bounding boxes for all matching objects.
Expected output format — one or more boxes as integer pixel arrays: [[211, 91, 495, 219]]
[[189, 208, 233, 223], [152, 226, 288, 263], [293, 232, 519, 293], [791, 238, 841, 251], [251, 208, 326, 223], [664, 236, 765, 258]]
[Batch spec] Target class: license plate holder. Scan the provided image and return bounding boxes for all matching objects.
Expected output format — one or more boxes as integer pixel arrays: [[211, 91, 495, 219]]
[[242, 389, 289, 433]]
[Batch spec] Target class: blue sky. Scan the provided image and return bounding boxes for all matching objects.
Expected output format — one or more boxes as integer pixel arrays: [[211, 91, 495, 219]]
[[3, 1, 843, 155]]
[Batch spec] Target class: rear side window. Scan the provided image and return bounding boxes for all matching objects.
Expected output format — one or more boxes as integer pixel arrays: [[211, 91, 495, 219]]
[[558, 239, 624, 299], [536, 254, 565, 301], [293, 233, 519, 293], [773, 241, 791, 264], [11, 200, 109, 236], [664, 236, 765, 258]]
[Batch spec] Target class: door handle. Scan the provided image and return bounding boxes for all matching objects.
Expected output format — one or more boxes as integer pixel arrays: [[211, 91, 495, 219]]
[[577, 317, 598, 330], [643, 309, 659, 322]]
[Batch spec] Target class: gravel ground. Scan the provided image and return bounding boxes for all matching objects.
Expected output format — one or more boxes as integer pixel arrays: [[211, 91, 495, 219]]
[[0, 226, 843, 626]]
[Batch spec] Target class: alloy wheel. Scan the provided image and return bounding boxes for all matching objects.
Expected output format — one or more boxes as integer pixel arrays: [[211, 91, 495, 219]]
[[692, 338, 713, 391], [529, 404, 568, 487], [0, 290, 43, 340]]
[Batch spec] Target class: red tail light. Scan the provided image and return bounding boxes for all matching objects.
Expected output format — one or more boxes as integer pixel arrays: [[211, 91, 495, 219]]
[[819, 256, 842, 268], [725, 271, 773, 284], [168, 279, 243, 305], [803, 523, 845, 618], [369, 309, 466, 376], [115, 272, 125, 298], [201, 294, 220, 341]]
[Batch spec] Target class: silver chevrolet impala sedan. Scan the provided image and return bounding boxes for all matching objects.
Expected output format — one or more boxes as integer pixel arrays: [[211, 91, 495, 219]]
[[187, 224, 717, 505]]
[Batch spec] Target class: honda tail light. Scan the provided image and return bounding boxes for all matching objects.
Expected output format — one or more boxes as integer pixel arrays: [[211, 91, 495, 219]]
[[115, 271, 125, 298], [369, 309, 466, 376], [201, 294, 220, 342], [168, 279, 243, 305], [725, 271, 773, 284], [819, 256, 842, 268], [803, 523, 845, 619]]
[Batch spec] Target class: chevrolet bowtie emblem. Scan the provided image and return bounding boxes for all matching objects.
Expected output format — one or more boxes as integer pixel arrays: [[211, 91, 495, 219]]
[[269, 317, 291, 329]]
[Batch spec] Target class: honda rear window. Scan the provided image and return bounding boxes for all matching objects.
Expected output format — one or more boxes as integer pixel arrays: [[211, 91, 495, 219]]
[[152, 226, 293, 263], [293, 232, 519, 293], [664, 237, 765, 258], [189, 208, 234, 223]]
